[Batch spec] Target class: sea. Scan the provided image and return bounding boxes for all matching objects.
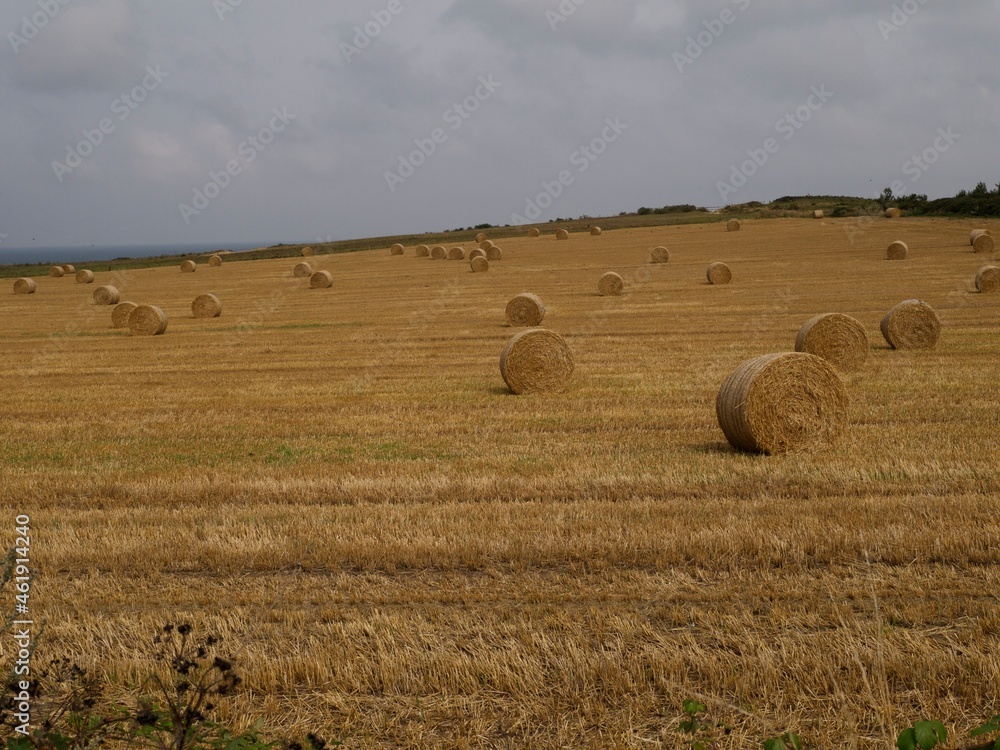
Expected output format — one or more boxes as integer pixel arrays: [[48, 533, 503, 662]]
[[0, 242, 266, 267]]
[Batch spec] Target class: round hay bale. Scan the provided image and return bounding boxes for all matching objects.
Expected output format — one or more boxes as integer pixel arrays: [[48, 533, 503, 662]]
[[310, 270, 333, 289], [598, 272, 624, 297], [75, 270, 95, 284], [556, 229, 569, 240], [192, 293, 222, 319], [969, 229, 991, 246], [301, 247, 314, 257], [885, 208, 901, 219], [528, 228, 541, 238], [590, 226, 602, 236], [650, 246, 670, 264], [62, 264, 76, 274], [972, 232, 995, 254], [975, 265, 1000, 293], [886, 241, 908, 260], [486, 245, 503, 261], [880, 299, 941, 350], [469, 248, 487, 261], [93, 285, 120, 306], [181, 260, 197, 273], [812, 210, 824, 220], [48, 266, 65, 278], [112, 301, 137, 328], [390, 244, 405, 256], [431, 246, 447, 260], [470, 256, 489, 273], [480, 240, 495, 251], [499, 329, 574, 395], [415, 245, 430, 257], [448, 247, 466, 260], [707, 262, 732, 285], [475, 232, 488, 243], [128, 304, 168, 336], [727, 219, 741, 232], [293, 262, 313, 278], [716, 352, 847, 454], [13, 278, 36, 295], [209, 254, 223, 267], [505, 293, 545, 327], [794, 313, 869, 373]]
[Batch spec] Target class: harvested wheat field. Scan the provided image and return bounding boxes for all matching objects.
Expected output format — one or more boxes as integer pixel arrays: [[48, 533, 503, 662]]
[[1, 217, 999, 749]]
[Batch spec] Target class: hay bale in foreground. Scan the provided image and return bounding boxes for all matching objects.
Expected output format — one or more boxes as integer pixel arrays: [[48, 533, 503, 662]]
[[812, 210, 824, 219], [469, 248, 487, 261], [727, 219, 741, 232], [499, 329, 574, 395], [486, 245, 503, 261], [301, 247, 314, 257], [129, 304, 168, 336], [470, 256, 489, 273], [192, 293, 223, 318], [390, 244, 405, 256], [972, 232, 995, 254], [480, 240, 495, 251], [886, 241, 908, 260], [885, 208, 901, 219], [650, 246, 670, 263], [716, 352, 847, 454], [975, 265, 1000, 293], [181, 260, 197, 273], [49, 266, 65, 278], [528, 228, 541, 238], [969, 229, 990, 246], [590, 226, 602, 236], [13, 278, 36, 295], [293, 262, 313, 278], [93, 285, 120, 306], [209, 255, 223, 267], [415, 245, 430, 257], [310, 270, 333, 289], [475, 232, 488, 243], [556, 229, 569, 240], [598, 272, 624, 296], [431, 246, 447, 260], [707, 262, 732, 285], [112, 301, 137, 328], [880, 299, 941, 349], [75, 270, 95, 284], [506, 293, 546, 327], [794, 313, 869, 373], [448, 247, 466, 260]]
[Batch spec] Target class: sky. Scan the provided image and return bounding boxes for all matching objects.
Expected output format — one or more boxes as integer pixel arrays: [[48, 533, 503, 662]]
[[1, 0, 998, 249]]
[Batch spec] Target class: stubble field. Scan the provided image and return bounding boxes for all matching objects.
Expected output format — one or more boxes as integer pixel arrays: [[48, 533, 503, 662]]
[[1, 217, 998, 748]]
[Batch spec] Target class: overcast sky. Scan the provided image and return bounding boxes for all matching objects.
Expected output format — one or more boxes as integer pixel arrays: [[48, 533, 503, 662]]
[[1, 0, 997, 248]]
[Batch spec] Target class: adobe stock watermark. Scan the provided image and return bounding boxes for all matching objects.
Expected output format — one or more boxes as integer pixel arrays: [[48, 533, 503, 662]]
[[340, 0, 414, 63], [383, 75, 501, 193], [510, 116, 628, 225], [716, 85, 833, 203], [51, 66, 169, 183], [213, 0, 244, 22], [7, 0, 73, 53], [546, 0, 587, 31], [178, 107, 296, 224], [878, 0, 930, 41], [674, 0, 751, 73]]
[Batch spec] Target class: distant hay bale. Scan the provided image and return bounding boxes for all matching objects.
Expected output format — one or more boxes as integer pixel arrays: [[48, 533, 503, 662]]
[[556, 229, 569, 240], [528, 228, 541, 238], [93, 285, 120, 306], [293, 262, 313, 278], [390, 244, 405, 256], [62, 264, 76, 273], [972, 231, 995, 254], [707, 262, 732, 285], [310, 270, 334, 289], [598, 272, 624, 296], [415, 245, 430, 257], [13, 278, 36, 295], [192, 293, 222, 318], [969, 229, 990, 246], [975, 265, 1000, 293], [128, 304, 168, 336], [112, 301, 137, 328], [209, 255, 223, 267], [880, 299, 941, 350], [469, 248, 487, 261], [812, 210, 824, 219], [486, 245, 503, 261], [794, 313, 869, 373], [75, 270, 95, 284], [590, 226, 602, 236], [716, 352, 847, 454], [448, 247, 466, 260], [650, 246, 670, 264], [470, 256, 489, 273], [885, 208, 901, 219], [886, 241, 908, 260], [475, 232, 488, 243], [301, 247, 314, 257], [506, 293, 546, 327], [49, 266, 65, 278], [480, 240, 495, 251], [431, 246, 447, 260], [499, 328, 574, 395], [181, 260, 197, 273], [727, 219, 741, 232]]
